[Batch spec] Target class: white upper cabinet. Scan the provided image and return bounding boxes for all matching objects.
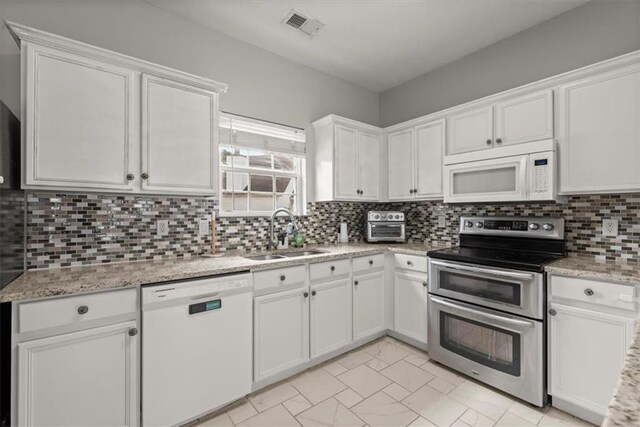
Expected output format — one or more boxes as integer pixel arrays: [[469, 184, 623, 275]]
[[23, 44, 136, 191], [388, 119, 444, 201], [558, 64, 640, 194], [9, 21, 226, 196], [446, 106, 493, 155], [312, 115, 383, 202], [446, 90, 553, 156], [141, 74, 218, 194], [334, 125, 359, 199], [387, 129, 414, 200], [494, 90, 553, 147]]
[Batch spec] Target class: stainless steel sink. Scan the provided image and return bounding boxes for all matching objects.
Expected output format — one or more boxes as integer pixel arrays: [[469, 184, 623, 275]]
[[280, 250, 326, 258], [243, 254, 286, 261]]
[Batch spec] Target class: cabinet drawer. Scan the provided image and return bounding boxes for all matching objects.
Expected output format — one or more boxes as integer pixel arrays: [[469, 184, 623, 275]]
[[310, 259, 350, 282], [550, 275, 636, 311], [254, 265, 307, 292], [352, 254, 384, 273], [394, 254, 428, 274], [17, 289, 138, 334]]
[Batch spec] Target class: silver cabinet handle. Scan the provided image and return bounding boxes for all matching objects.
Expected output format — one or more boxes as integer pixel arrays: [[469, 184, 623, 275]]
[[280, 275, 286, 281], [128, 328, 138, 337], [548, 308, 557, 316], [496, 138, 503, 144], [431, 295, 535, 328], [311, 290, 317, 296], [303, 292, 309, 298], [584, 288, 594, 296], [126, 173, 135, 181], [141, 172, 149, 180], [77, 306, 89, 315], [486, 139, 492, 145]]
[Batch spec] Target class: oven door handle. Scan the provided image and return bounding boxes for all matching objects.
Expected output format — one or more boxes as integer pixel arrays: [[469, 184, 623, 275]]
[[430, 295, 536, 329], [429, 260, 535, 281]]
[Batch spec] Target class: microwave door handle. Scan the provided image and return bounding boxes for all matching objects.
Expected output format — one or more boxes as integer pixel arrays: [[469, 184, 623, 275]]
[[431, 296, 535, 329], [429, 260, 535, 281]]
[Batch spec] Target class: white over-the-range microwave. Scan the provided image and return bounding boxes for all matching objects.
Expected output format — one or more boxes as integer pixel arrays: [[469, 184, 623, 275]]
[[443, 139, 558, 203]]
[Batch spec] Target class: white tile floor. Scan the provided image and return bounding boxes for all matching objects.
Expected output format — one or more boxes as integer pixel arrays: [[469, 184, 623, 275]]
[[195, 337, 594, 427]]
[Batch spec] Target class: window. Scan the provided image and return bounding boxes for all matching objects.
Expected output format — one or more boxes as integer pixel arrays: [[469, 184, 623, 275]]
[[219, 113, 306, 216]]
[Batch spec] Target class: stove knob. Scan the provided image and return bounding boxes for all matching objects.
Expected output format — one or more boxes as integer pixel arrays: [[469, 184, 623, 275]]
[[465, 221, 473, 228], [394, 214, 400, 219], [529, 223, 540, 230], [475, 222, 484, 228], [543, 223, 554, 231]]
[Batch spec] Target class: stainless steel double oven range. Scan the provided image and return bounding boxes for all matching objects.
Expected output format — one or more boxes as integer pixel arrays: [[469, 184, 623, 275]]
[[427, 217, 565, 407]]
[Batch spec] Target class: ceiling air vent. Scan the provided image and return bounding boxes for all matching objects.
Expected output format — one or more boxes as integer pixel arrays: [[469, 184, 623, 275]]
[[282, 9, 324, 38]]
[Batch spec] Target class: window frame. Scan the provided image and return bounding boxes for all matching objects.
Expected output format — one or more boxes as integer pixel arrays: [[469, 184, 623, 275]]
[[218, 116, 306, 217]]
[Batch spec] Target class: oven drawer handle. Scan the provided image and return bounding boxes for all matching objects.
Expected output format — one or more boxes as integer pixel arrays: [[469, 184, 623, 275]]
[[431, 296, 536, 328], [429, 260, 535, 281]]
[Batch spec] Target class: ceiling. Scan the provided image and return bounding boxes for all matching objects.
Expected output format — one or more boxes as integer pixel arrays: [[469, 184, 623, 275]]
[[145, 0, 588, 93]]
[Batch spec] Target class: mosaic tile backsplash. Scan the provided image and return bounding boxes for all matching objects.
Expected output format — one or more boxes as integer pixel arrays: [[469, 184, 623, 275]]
[[26, 192, 640, 269]]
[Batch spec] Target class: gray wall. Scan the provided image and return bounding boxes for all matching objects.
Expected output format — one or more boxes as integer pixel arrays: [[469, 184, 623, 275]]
[[0, 0, 379, 128], [379, 0, 640, 127]]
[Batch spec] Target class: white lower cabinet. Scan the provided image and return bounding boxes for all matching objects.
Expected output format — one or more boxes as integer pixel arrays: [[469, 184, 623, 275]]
[[548, 275, 637, 424], [12, 289, 139, 427], [353, 270, 386, 340], [393, 271, 428, 345], [253, 287, 310, 382], [310, 278, 352, 358], [16, 321, 139, 427]]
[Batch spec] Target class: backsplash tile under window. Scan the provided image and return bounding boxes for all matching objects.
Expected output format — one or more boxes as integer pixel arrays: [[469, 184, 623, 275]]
[[26, 192, 640, 269]]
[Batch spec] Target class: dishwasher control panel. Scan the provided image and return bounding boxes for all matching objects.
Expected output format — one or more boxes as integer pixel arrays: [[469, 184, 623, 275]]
[[189, 299, 222, 314]]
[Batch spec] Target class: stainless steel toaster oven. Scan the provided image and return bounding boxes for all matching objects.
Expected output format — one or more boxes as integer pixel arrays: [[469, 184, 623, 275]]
[[365, 211, 406, 242]]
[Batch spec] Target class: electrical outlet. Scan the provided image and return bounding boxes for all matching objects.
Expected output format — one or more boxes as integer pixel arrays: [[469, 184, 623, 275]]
[[438, 215, 446, 228], [199, 219, 210, 236], [603, 219, 619, 237], [156, 220, 169, 236]]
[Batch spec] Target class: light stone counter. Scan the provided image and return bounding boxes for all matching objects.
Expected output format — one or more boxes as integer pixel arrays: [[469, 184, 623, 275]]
[[545, 256, 640, 285], [0, 243, 443, 303], [603, 324, 640, 427]]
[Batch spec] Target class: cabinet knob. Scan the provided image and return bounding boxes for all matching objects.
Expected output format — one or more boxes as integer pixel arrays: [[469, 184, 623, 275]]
[[584, 288, 594, 296], [303, 292, 309, 298], [548, 308, 557, 316], [496, 138, 503, 144], [141, 172, 149, 180], [311, 290, 317, 296], [486, 139, 492, 145], [354, 280, 359, 286], [360, 190, 364, 195], [126, 173, 135, 181], [280, 275, 286, 281], [128, 328, 138, 337], [422, 282, 428, 287], [407, 260, 413, 266], [330, 266, 335, 272], [409, 189, 414, 194], [77, 305, 89, 315], [413, 189, 417, 193], [369, 260, 374, 265]]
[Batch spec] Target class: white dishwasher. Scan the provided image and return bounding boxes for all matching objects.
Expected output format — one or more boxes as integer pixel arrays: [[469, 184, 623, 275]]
[[142, 273, 252, 427]]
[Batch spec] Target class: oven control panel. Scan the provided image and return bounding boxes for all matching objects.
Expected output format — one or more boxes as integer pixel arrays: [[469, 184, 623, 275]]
[[460, 216, 564, 239]]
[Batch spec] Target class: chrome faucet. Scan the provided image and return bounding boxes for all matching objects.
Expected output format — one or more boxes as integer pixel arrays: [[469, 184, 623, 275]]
[[268, 208, 298, 250]]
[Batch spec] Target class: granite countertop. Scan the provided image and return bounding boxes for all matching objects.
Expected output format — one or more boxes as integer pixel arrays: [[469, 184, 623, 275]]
[[545, 256, 640, 285], [0, 242, 443, 303], [603, 324, 640, 427]]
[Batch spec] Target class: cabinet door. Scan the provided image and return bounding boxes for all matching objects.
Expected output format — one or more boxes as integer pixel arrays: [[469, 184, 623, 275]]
[[17, 321, 139, 427], [494, 90, 553, 147], [254, 288, 310, 382], [141, 74, 218, 195], [334, 125, 359, 199], [558, 66, 640, 193], [310, 279, 352, 358], [358, 131, 380, 200], [549, 302, 635, 417], [23, 44, 136, 191], [393, 272, 428, 344], [415, 120, 444, 199], [353, 271, 385, 340], [387, 129, 415, 200], [446, 106, 493, 155]]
